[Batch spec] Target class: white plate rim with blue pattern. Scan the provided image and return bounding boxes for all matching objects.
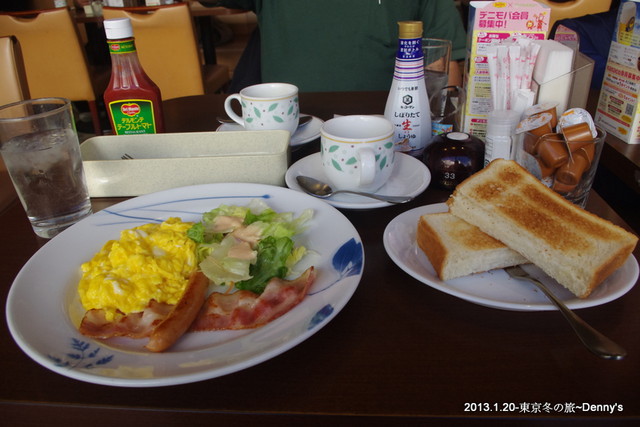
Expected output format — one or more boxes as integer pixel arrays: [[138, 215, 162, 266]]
[[6, 183, 363, 387]]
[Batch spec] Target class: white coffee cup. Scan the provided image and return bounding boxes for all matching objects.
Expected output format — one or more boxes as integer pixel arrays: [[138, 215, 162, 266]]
[[321, 115, 395, 192], [224, 83, 299, 134]]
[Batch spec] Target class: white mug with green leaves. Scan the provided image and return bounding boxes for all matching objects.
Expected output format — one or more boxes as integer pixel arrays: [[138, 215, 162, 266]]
[[320, 115, 395, 192], [224, 83, 299, 134]]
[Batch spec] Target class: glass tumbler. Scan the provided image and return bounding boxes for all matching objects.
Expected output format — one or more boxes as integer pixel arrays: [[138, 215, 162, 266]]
[[422, 38, 452, 98], [0, 98, 92, 238]]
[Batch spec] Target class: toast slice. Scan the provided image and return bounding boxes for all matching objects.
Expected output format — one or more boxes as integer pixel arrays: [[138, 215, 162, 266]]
[[417, 212, 528, 281], [447, 159, 638, 298]]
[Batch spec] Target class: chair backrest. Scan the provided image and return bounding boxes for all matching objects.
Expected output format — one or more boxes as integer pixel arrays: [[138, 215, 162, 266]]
[[0, 36, 27, 211], [0, 8, 98, 103], [0, 36, 30, 107], [537, 0, 613, 28], [103, 3, 207, 100]]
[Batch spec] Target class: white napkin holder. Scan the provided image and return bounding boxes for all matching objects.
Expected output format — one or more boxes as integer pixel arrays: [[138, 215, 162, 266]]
[[80, 131, 290, 197]]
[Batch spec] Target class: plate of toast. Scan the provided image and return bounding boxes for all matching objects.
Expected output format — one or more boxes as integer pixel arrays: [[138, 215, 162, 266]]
[[384, 203, 638, 311], [383, 160, 639, 311]]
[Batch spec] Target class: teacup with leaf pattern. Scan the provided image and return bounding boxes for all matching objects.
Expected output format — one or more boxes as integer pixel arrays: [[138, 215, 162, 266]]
[[224, 83, 299, 134], [320, 115, 395, 192]]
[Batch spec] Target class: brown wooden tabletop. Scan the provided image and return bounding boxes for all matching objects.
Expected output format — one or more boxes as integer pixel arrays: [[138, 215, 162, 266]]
[[1, 92, 639, 426]]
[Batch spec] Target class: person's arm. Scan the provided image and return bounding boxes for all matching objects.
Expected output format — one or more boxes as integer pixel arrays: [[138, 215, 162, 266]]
[[448, 60, 463, 87], [420, 0, 467, 87]]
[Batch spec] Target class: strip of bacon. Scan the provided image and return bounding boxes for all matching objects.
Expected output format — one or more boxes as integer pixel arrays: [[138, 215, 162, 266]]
[[145, 271, 209, 352], [79, 300, 173, 339], [78, 267, 315, 351], [190, 267, 315, 331], [78, 271, 207, 348]]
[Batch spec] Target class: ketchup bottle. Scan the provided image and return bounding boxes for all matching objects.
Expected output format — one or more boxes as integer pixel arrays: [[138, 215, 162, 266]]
[[103, 18, 165, 135]]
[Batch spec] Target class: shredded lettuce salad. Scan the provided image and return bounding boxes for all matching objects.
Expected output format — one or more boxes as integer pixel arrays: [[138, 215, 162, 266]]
[[187, 199, 313, 294]]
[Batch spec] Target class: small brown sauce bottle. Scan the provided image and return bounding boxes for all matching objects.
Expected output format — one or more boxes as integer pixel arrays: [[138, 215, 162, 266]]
[[423, 132, 485, 191]]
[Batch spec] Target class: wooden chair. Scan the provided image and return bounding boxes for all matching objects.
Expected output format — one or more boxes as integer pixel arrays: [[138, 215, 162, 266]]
[[0, 36, 30, 107], [0, 36, 29, 213], [0, 8, 108, 135], [537, 0, 613, 29], [102, 3, 230, 100]]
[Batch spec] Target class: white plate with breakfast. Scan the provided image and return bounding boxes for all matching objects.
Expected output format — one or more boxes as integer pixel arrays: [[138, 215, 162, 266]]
[[216, 115, 323, 147], [6, 183, 364, 387], [285, 152, 431, 209], [384, 203, 638, 311]]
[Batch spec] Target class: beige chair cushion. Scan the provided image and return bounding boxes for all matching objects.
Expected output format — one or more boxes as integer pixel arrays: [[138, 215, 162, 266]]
[[0, 36, 30, 107], [0, 9, 106, 134], [0, 9, 97, 102]]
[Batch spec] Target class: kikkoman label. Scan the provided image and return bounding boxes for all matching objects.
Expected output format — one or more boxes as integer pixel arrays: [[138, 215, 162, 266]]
[[108, 99, 157, 135]]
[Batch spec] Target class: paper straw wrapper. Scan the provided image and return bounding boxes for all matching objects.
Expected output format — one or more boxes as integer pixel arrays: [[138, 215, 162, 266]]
[[508, 44, 521, 109], [487, 45, 499, 110], [487, 36, 541, 113], [496, 45, 509, 110]]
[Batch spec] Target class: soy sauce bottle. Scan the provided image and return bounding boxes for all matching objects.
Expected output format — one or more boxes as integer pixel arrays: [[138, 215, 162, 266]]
[[384, 21, 431, 157]]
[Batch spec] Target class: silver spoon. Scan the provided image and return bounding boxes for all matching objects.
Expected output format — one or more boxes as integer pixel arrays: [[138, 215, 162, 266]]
[[217, 114, 313, 128], [296, 175, 413, 204], [505, 265, 626, 360]]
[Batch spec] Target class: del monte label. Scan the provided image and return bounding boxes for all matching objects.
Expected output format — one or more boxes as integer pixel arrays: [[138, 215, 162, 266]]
[[108, 99, 157, 135], [121, 103, 141, 116], [107, 39, 136, 54]]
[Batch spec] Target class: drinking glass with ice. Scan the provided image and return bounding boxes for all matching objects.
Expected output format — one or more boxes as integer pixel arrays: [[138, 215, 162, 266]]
[[0, 98, 92, 238]]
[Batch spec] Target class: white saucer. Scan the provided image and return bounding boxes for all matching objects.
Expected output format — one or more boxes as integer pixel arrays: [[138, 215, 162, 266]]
[[285, 152, 431, 209], [216, 115, 323, 147]]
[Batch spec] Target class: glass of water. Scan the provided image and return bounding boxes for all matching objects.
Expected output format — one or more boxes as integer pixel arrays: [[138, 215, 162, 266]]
[[430, 85, 465, 136], [0, 98, 92, 238], [422, 38, 452, 99]]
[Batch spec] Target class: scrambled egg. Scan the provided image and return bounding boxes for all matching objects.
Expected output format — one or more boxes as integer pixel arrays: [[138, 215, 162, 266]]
[[78, 218, 197, 322]]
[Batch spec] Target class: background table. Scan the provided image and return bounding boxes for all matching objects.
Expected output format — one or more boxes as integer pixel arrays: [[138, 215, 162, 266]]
[[1, 92, 639, 426], [73, 3, 247, 65]]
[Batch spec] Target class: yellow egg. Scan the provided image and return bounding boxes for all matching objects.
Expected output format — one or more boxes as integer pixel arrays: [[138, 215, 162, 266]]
[[78, 218, 197, 322]]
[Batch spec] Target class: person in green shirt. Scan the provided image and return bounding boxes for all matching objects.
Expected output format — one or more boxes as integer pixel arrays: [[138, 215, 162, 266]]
[[202, 0, 467, 92]]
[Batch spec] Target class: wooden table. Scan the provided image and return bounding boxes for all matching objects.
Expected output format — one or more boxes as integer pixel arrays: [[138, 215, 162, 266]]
[[1, 92, 639, 426]]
